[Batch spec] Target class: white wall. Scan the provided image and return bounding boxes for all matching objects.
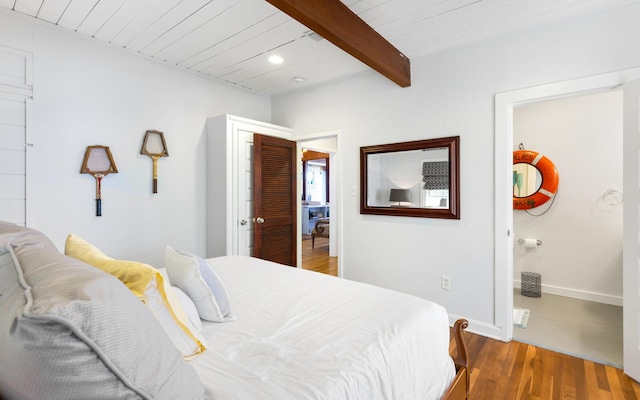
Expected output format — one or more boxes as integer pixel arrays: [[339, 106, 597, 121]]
[[0, 11, 271, 266], [513, 90, 623, 305], [272, 3, 640, 335]]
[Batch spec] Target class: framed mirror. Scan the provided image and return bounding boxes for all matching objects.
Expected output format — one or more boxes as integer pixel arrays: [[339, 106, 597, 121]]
[[513, 149, 559, 209], [360, 136, 460, 219]]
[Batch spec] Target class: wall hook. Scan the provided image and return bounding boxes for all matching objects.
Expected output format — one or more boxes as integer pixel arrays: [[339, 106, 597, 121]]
[[602, 188, 623, 205]]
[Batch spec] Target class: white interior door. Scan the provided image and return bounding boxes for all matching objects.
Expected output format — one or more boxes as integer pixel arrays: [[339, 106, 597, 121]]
[[0, 93, 27, 225], [623, 77, 640, 382], [0, 46, 32, 227], [236, 129, 254, 257]]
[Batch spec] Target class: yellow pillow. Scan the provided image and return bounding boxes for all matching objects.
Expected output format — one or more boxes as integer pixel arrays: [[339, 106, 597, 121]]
[[65, 234, 206, 359], [64, 234, 154, 296]]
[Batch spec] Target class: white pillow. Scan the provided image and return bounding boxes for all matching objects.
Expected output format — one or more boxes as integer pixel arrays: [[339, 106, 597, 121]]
[[138, 270, 208, 360], [172, 286, 203, 333], [151, 268, 198, 331], [165, 246, 233, 322], [65, 234, 207, 360]]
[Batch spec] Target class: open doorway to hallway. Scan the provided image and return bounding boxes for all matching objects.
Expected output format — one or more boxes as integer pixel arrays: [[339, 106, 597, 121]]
[[301, 149, 336, 276], [297, 133, 340, 277]]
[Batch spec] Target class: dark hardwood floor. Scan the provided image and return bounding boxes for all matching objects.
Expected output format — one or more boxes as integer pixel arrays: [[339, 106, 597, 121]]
[[301, 236, 337, 276], [451, 328, 640, 399]]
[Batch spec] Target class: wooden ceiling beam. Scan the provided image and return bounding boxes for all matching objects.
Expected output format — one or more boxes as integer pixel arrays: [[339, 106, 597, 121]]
[[265, 0, 411, 88]]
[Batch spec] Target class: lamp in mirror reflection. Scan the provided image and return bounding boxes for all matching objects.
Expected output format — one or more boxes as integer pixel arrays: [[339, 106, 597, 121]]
[[389, 188, 411, 207], [140, 130, 169, 193], [80, 145, 118, 217]]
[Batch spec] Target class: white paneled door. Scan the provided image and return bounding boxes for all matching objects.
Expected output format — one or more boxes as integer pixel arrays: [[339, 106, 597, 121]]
[[237, 128, 254, 257], [0, 46, 32, 226], [0, 94, 27, 224], [623, 78, 640, 383]]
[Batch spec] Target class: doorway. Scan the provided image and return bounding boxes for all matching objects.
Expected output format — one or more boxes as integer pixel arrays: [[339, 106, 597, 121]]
[[295, 131, 341, 277], [511, 90, 623, 366], [494, 67, 640, 380], [301, 148, 335, 275]]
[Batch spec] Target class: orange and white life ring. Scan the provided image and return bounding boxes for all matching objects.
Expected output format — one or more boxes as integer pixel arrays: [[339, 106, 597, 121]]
[[513, 150, 559, 210]]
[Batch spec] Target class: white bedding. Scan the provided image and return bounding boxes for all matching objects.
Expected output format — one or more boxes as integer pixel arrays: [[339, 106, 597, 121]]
[[191, 256, 455, 400]]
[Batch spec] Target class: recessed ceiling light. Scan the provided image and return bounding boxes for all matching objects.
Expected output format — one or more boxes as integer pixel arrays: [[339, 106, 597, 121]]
[[293, 77, 305, 83], [268, 55, 284, 64]]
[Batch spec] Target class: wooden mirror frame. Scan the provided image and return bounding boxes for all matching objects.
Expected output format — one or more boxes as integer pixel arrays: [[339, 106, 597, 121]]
[[360, 136, 460, 219]]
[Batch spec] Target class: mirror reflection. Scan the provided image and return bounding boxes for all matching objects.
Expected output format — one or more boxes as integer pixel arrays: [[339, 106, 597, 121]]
[[367, 147, 449, 209], [513, 163, 542, 198], [360, 136, 460, 219]]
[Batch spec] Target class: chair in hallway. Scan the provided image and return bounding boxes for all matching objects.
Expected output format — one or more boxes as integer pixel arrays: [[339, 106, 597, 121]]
[[311, 219, 330, 248]]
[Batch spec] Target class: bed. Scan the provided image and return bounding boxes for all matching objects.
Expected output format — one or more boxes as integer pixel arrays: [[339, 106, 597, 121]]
[[0, 222, 469, 400]]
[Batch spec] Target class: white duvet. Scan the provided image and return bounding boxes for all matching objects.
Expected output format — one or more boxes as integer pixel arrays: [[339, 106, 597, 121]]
[[190, 256, 455, 400]]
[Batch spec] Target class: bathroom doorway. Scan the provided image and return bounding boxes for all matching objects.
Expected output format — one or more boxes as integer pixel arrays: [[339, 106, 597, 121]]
[[511, 90, 623, 366]]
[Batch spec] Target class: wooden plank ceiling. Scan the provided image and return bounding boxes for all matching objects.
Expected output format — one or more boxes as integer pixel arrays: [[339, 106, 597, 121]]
[[0, 0, 636, 96]]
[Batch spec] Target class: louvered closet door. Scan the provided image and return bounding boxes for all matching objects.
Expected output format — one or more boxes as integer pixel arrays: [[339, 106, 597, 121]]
[[253, 134, 297, 267], [0, 47, 32, 226]]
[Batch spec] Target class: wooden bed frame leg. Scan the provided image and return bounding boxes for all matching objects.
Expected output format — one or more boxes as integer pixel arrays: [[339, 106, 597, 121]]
[[440, 318, 469, 400]]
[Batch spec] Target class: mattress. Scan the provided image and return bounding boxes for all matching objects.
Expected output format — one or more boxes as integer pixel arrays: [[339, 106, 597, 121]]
[[191, 256, 455, 400]]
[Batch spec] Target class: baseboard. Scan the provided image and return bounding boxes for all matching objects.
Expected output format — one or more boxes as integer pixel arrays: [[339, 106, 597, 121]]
[[513, 280, 622, 306], [448, 313, 502, 341]]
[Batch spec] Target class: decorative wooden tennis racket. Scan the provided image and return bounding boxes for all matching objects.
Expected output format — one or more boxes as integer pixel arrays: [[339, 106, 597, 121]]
[[140, 130, 169, 193], [80, 145, 118, 216]]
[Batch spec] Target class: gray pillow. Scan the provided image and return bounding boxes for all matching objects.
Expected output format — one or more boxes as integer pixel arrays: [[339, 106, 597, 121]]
[[0, 222, 204, 400]]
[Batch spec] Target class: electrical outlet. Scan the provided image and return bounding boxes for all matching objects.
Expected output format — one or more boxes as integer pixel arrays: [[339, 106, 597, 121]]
[[351, 186, 357, 196], [441, 276, 451, 290]]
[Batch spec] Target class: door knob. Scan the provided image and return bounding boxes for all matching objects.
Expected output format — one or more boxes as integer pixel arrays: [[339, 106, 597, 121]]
[[256, 217, 265, 224]]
